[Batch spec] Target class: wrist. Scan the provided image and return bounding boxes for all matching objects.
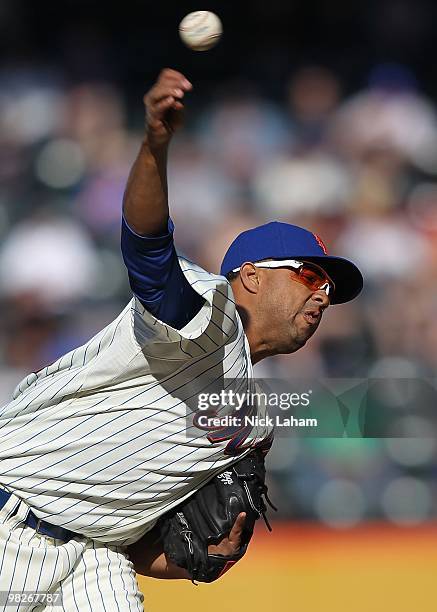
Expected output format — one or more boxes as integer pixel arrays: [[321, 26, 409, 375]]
[[141, 137, 169, 158]]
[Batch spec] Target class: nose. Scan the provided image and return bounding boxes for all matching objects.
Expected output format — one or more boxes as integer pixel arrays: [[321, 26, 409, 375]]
[[312, 289, 330, 309]]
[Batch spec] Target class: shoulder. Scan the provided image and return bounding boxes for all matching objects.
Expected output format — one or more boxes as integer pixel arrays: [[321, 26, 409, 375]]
[[177, 256, 234, 309], [131, 257, 240, 352]]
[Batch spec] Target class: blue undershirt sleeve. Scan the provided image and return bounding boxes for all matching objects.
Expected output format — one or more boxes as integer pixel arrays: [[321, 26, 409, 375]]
[[121, 215, 204, 330]]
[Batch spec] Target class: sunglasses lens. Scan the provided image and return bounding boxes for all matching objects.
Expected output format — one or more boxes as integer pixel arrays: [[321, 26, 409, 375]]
[[291, 264, 334, 295], [299, 268, 323, 290]]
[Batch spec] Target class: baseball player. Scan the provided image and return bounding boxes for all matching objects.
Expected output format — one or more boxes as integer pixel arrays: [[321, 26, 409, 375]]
[[0, 69, 363, 610]]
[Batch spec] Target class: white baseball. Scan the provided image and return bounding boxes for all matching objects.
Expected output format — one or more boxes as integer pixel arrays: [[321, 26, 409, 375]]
[[179, 11, 223, 52]]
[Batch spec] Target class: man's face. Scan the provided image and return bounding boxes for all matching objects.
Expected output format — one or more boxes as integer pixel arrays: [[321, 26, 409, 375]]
[[257, 265, 331, 354]]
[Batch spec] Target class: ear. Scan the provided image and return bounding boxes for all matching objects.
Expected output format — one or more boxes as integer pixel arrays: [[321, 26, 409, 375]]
[[238, 262, 260, 295]]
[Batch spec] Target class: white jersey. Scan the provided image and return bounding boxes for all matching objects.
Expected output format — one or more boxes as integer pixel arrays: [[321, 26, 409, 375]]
[[0, 257, 272, 545]]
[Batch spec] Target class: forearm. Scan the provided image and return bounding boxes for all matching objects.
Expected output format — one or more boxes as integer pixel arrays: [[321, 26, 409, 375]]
[[123, 69, 191, 236], [135, 551, 190, 580], [122, 141, 169, 236], [127, 528, 189, 580]]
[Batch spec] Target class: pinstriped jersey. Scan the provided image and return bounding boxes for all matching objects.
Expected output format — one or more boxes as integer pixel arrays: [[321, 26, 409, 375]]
[[0, 257, 273, 545]]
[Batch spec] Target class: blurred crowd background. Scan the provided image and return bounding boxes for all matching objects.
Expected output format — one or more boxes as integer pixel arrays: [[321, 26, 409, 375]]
[[0, 0, 436, 529]]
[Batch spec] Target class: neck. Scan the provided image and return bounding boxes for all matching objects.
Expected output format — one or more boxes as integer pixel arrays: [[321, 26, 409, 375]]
[[236, 304, 276, 365], [250, 344, 275, 365]]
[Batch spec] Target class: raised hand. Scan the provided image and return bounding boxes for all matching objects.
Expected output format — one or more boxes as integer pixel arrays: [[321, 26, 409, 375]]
[[143, 68, 192, 150]]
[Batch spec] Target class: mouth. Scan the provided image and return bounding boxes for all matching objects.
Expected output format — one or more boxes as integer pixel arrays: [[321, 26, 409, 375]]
[[302, 309, 322, 326]]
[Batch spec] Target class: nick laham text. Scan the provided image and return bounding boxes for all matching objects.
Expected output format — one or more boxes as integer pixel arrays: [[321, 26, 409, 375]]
[[195, 415, 318, 428]]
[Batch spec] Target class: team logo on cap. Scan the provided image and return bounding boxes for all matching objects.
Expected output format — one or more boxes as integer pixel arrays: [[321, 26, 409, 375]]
[[313, 233, 328, 254]]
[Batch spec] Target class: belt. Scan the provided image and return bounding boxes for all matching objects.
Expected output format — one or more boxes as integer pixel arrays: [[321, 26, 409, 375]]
[[0, 487, 78, 542]]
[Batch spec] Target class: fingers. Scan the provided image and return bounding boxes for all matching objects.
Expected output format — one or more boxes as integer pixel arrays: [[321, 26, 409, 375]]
[[146, 100, 184, 134], [147, 85, 187, 105], [154, 97, 183, 115], [143, 68, 192, 144], [158, 67, 192, 91], [228, 512, 246, 546], [207, 513, 247, 557], [145, 68, 192, 105], [144, 70, 192, 127]]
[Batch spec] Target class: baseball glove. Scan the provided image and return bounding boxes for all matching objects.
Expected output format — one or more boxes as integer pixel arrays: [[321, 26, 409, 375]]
[[158, 450, 276, 583]]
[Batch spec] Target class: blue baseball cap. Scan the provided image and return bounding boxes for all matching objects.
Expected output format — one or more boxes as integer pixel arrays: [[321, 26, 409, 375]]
[[220, 221, 363, 304]]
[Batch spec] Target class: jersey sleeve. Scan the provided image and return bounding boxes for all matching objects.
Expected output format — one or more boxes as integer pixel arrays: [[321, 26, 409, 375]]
[[121, 215, 204, 329]]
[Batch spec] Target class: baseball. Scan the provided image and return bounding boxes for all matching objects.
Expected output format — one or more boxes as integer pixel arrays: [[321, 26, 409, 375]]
[[179, 11, 222, 51]]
